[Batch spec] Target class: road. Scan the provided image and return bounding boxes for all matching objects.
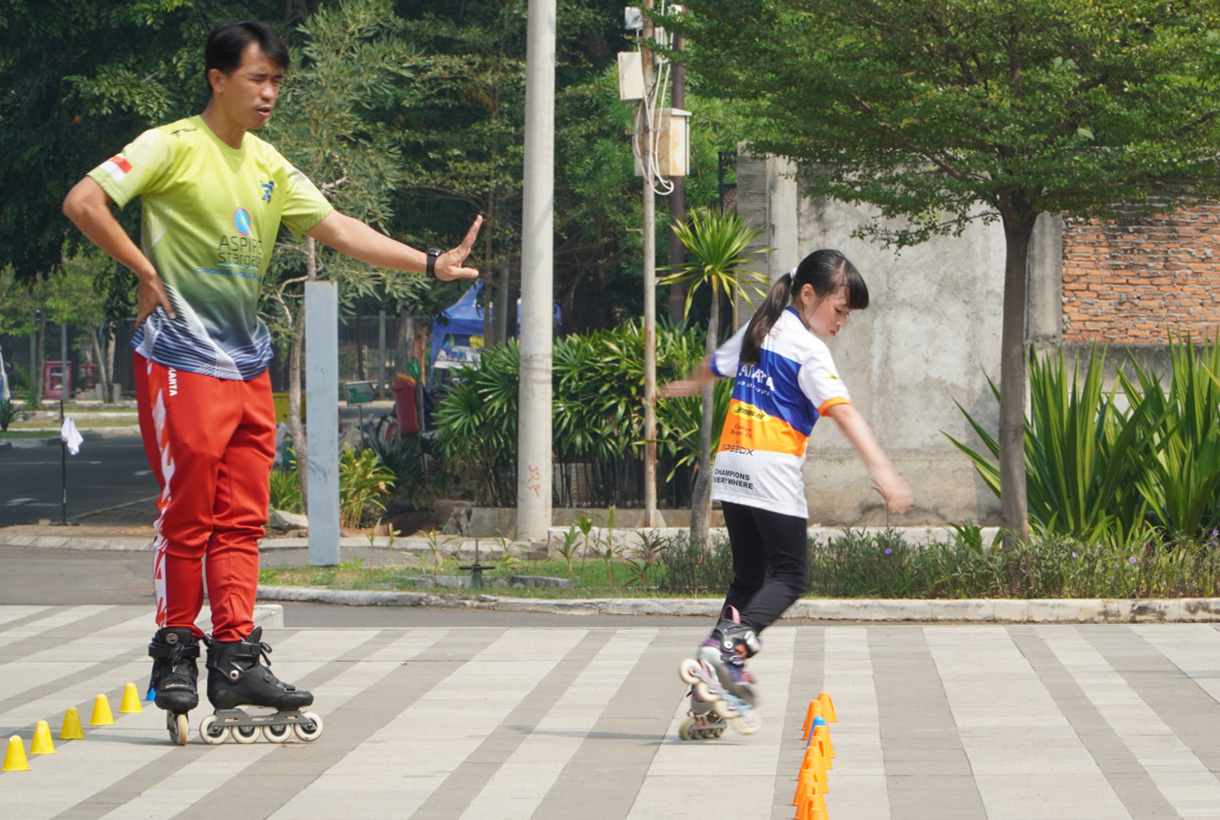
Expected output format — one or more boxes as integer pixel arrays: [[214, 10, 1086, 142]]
[[0, 435, 157, 526], [0, 401, 397, 527]]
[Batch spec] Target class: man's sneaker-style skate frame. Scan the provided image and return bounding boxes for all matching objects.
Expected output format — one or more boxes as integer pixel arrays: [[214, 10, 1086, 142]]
[[676, 606, 761, 737], [199, 627, 322, 744], [200, 707, 323, 744]]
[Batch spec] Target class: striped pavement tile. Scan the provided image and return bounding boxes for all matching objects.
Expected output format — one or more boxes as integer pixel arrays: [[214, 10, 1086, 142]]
[[2, 606, 1220, 819]]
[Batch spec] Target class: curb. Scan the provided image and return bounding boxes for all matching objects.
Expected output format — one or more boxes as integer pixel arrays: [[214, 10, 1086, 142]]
[[2, 430, 113, 449], [0, 533, 154, 551], [254, 584, 1220, 624]]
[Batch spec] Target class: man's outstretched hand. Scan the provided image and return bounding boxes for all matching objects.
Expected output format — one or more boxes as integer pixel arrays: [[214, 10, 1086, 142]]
[[434, 215, 483, 281]]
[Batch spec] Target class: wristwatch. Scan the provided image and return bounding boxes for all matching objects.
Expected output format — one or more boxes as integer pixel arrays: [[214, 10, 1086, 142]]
[[426, 248, 442, 278]]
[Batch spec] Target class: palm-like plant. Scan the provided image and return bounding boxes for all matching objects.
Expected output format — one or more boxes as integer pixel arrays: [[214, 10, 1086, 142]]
[[948, 346, 1154, 542], [1116, 335, 1220, 537], [659, 207, 771, 545]]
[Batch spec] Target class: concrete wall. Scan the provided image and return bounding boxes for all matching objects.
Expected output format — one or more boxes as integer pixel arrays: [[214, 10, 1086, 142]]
[[734, 153, 1067, 526]]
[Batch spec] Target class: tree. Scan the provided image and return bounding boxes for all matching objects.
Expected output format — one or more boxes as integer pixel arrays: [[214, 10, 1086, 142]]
[[0, 0, 291, 284], [0, 253, 111, 406], [677, 0, 1220, 541], [659, 207, 769, 544], [260, 0, 427, 507]]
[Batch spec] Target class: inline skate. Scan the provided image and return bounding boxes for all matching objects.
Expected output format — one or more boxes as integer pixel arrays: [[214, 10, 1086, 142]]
[[678, 690, 728, 740], [147, 627, 201, 746], [199, 627, 323, 744], [677, 606, 761, 735]]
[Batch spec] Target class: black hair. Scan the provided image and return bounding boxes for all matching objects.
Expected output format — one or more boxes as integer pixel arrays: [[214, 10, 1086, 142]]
[[739, 249, 869, 365], [204, 21, 290, 92]]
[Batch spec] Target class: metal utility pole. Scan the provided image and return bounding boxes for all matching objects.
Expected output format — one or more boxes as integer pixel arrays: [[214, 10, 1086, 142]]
[[667, 26, 687, 324], [640, 1, 659, 527], [305, 280, 341, 566], [517, 0, 556, 541]]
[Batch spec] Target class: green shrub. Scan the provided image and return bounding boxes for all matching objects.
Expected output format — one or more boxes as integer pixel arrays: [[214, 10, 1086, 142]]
[[431, 341, 519, 506], [656, 531, 734, 594], [269, 466, 303, 514], [1116, 335, 1220, 537], [949, 336, 1220, 541], [366, 424, 441, 509], [0, 398, 16, 432], [339, 446, 397, 528], [431, 322, 709, 507], [807, 526, 1220, 599], [948, 346, 1150, 541]]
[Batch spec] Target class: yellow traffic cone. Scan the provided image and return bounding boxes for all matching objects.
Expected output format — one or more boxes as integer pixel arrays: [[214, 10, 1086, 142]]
[[90, 694, 115, 726], [30, 721, 55, 755], [3, 735, 30, 771], [60, 706, 85, 739], [120, 682, 143, 713]]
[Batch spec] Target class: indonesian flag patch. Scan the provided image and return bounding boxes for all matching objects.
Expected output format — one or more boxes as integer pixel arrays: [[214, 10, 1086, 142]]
[[101, 155, 132, 182]]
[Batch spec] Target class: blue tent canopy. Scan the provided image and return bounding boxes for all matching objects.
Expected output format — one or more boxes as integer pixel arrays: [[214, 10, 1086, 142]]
[[429, 283, 561, 385], [430, 283, 487, 380]]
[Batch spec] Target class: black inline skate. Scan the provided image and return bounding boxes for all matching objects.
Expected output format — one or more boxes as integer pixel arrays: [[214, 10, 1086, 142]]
[[199, 627, 322, 744], [677, 606, 761, 736], [147, 627, 201, 746]]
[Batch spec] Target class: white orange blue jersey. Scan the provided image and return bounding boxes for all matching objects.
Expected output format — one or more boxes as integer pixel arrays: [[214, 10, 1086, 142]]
[[709, 307, 851, 518]]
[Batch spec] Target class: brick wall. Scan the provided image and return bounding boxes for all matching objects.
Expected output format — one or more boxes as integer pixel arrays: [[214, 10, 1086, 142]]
[[1061, 201, 1220, 344]]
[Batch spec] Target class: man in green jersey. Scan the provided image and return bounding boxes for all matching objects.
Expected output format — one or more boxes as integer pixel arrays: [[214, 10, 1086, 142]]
[[63, 20, 482, 743]]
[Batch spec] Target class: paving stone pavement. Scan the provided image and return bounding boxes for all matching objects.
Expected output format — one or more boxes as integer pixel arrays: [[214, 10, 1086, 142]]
[[3, 605, 1220, 819]]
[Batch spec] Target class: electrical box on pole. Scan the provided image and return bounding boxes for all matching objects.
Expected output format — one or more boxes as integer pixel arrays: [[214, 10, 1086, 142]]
[[633, 108, 690, 177], [617, 52, 644, 102]]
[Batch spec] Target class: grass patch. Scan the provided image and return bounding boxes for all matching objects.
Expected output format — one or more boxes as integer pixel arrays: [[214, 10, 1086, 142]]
[[259, 556, 690, 599], [258, 526, 1220, 600], [0, 430, 59, 440]]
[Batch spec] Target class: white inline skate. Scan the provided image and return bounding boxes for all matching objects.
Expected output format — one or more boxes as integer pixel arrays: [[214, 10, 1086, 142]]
[[678, 691, 729, 740], [677, 606, 761, 736], [199, 627, 323, 744]]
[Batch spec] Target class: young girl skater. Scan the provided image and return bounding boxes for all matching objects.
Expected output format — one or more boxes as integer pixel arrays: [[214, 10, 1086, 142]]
[[662, 249, 911, 737]]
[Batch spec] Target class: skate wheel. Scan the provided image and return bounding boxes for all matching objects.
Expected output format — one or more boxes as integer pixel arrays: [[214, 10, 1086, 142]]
[[710, 698, 735, 719], [692, 681, 715, 703], [168, 713, 189, 746], [677, 658, 702, 686], [233, 724, 260, 745], [263, 723, 291, 743], [293, 711, 323, 742], [713, 726, 726, 738], [734, 711, 761, 735], [678, 715, 697, 740], [199, 714, 229, 745]]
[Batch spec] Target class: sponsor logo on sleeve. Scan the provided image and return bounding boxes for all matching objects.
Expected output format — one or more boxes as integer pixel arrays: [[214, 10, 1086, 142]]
[[101, 156, 132, 182], [260, 180, 275, 202]]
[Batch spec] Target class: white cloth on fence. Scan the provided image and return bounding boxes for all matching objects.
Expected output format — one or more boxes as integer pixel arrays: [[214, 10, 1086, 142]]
[[60, 417, 84, 455]]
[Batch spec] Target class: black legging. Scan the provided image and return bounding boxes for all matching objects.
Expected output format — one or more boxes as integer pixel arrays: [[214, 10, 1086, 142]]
[[721, 501, 810, 633]]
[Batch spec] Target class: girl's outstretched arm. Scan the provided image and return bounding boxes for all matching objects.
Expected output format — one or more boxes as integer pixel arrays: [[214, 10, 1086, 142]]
[[823, 403, 912, 512], [659, 358, 715, 398]]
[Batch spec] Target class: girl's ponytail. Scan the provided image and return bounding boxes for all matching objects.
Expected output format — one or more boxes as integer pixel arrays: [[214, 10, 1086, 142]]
[[739, 272, 794, 365]]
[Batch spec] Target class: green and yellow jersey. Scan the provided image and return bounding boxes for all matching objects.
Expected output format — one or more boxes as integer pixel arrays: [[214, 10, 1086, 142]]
[[89, 115, 333, 380]]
